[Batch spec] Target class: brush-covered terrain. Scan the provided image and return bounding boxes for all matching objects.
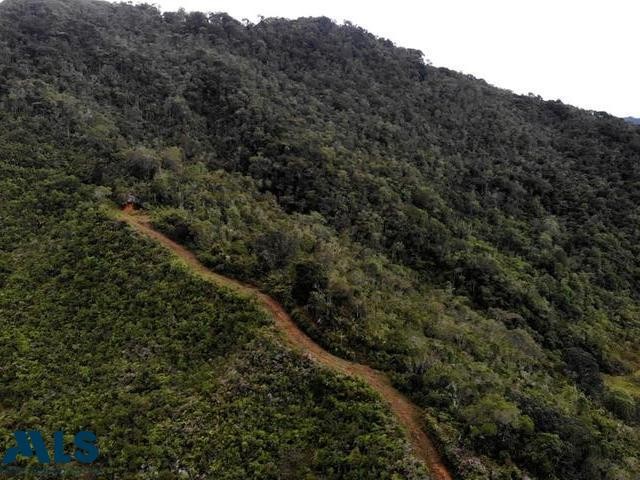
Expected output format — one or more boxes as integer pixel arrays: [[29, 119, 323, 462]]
[[0, 0, 639, 478], [0, 163, 428, 479]]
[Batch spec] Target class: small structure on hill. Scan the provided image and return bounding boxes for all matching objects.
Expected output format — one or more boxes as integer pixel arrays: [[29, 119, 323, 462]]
[[121, 193, 141, 211]]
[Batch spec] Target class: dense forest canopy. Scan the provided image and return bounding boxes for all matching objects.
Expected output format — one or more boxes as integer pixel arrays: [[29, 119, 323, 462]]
[[1, 0, 639, 478]]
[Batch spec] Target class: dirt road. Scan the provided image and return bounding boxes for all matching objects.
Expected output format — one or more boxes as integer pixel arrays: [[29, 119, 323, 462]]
[[115, 209, 453, 480]]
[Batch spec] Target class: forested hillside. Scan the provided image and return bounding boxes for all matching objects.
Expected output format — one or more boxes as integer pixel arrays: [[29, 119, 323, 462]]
[[1, 0, 639, 478], [0, 138, 428, 480]]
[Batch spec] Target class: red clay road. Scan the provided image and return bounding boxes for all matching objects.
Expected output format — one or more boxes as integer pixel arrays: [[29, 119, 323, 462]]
[[115, 209, 453, 480]]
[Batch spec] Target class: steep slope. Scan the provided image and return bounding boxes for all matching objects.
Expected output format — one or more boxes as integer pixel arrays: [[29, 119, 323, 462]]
[[117, 208, 452, 480], [1, 0, 640, 478], [0, 161, 429, 479]]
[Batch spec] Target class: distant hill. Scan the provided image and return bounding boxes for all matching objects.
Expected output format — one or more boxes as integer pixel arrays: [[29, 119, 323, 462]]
[[625, 116, 640, 125], [1, 0, 640, 479]]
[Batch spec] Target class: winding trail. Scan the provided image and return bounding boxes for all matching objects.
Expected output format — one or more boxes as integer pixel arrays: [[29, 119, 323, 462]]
[[115, 209, 453, 480]]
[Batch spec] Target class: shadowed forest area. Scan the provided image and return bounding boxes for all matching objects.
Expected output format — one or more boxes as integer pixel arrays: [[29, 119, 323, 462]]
[[1, 0, 640, 478]]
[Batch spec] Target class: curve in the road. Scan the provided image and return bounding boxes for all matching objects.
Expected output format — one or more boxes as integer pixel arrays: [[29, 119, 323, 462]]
[[115, 209, 453, 480]]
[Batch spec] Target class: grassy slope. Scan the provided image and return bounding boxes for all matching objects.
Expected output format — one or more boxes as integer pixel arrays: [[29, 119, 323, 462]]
[[116, 208, 452, 480], [0, 160, 428, 479]]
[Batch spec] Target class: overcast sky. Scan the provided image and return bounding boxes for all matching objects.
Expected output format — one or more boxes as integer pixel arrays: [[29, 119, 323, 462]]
[[141, 0, 638, 118]]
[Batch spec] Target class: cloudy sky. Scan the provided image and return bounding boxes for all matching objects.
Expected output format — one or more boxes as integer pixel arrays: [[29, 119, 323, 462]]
[[141, 0, 638, 118]]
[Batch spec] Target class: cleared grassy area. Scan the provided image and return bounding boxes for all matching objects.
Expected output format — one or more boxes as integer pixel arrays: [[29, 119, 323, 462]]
[[604, 372, 640, 398]]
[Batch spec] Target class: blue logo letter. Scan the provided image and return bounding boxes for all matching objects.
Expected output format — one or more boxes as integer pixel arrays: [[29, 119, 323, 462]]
[[53, 431, 71, 464], [2, 431, 51, 465], [73, 431, 99, 464]]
